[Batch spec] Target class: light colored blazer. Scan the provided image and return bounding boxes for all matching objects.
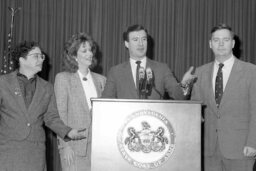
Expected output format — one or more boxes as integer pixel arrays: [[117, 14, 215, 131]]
[[102, 58, 185, 99], [191, 58, 256, 159], [54, 71, 106, 156]]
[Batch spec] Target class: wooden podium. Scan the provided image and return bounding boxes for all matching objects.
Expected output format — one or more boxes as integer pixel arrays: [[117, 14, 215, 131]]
[[91, 99, 201, 171]]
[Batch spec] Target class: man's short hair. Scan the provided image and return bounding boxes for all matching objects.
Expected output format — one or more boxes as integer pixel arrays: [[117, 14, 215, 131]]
[[123, 24, 148, 42], [210, 23, 234, 39]]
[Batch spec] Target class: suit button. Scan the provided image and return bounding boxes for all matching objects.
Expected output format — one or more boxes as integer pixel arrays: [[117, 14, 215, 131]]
[[27, 123, 31, 127]]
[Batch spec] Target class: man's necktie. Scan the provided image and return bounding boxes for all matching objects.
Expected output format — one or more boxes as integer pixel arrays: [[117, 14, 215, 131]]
[[215, 63, 224, 107], [136, 61, 141, 89]]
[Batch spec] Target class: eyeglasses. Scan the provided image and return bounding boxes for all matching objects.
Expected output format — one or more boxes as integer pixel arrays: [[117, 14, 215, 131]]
[[27, 53, 45, 60]]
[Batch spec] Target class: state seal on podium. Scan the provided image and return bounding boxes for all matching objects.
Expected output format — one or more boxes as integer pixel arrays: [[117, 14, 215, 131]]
[[117, 109, 175, 169]]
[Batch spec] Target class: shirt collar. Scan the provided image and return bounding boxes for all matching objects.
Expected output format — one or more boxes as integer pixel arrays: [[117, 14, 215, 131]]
[[130, 57, 147, 68], [17, 71, 37, 81], [214, 55, 235, 69], [77, 69, 92, 81]]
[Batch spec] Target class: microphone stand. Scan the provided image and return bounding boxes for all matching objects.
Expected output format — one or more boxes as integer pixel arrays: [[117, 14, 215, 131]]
[[141, 83, 147, 99], [141, 79, 152, 99], [139, 78, 146, 99]]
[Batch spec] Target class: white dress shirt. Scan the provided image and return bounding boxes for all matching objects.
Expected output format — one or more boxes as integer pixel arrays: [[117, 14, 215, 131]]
[[212, 55, 235, 93], [77, 70, 97, 110], [130, 57, 146, 86]]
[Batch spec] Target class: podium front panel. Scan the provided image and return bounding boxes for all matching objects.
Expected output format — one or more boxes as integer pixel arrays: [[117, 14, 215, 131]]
[[91, 99, 201, 171]]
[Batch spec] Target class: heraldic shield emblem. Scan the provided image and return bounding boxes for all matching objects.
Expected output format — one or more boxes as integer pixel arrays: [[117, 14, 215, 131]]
[[117, 110, 175, 169]]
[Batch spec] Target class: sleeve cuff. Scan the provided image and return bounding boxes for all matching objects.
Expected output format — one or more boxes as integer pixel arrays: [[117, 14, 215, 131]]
[[179, 82, 190, 96]]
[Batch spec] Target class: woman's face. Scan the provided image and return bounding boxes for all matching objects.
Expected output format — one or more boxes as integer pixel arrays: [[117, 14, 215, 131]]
[[76, 41, 93, 68]]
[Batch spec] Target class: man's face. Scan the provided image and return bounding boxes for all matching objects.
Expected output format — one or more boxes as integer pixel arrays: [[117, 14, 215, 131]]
[[125, 30, 147, 60], [20, 47, 45, 73], [209, 29, 235, 59], [76, 41, 93, 68]]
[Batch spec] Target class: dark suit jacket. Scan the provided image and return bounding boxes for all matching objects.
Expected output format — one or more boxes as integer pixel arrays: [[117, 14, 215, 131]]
[[0, 70, 71, 170], [102, 58, 184, 99], [0, 70, 70, 143], [191, 58, 256, 159]]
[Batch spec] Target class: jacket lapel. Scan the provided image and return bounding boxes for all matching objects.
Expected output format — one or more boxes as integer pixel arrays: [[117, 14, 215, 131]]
[[72, 73, 89, 110], [8, 71, 28, 118], [146, 58, 153, 69], [205, 63, 220, 115], [72, 73, 92, 122], [8, 71, 28, 117], [123, 61, 138, 98], [219, 58, 242, 108]]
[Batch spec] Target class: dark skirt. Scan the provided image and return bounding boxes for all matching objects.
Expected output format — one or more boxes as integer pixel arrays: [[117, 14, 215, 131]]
[[0, 140, 46, 171]]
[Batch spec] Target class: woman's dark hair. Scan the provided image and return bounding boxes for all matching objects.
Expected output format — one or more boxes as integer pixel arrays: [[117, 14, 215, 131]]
[[11, 41, 40, 68]]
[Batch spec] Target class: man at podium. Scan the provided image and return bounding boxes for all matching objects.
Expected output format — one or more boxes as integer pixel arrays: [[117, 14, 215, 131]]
[[102, 24, 195, 99]]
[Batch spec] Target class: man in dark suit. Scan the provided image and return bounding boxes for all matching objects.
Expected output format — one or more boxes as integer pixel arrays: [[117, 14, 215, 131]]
[[0, 41, 87, 171], [102, 24, 195, 99], [191, 24, 256, 171]]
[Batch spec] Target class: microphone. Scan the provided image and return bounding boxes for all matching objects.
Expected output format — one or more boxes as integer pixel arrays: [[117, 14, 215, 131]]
[[138, 67, 146, 98], [145, 67, 163, 99], [146, 67, 153, 83], [139, 67, 145, 80], [145, 67, 153, 94]]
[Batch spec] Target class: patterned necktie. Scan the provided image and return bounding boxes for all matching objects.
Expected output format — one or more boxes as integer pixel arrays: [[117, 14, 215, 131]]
[[136, 61, 141, 89], [215, 63, 224, 107]]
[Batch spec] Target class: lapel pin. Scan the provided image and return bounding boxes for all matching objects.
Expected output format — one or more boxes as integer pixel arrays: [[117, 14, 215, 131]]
[[14, 88, 22, 96]]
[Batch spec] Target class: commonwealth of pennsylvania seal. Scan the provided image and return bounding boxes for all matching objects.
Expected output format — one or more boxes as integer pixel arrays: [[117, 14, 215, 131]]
[[117, 109, 175, 169]]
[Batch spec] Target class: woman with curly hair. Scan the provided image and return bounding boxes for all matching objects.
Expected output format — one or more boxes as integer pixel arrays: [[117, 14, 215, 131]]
[[54, 33, 106, 171]]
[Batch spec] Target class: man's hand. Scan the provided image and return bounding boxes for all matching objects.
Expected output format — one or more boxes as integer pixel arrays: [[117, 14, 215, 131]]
[[63, 146, 75, 166], [181, 66, 197, 85], [243, 146, 256, 157], [67, 128, 87, 140]]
